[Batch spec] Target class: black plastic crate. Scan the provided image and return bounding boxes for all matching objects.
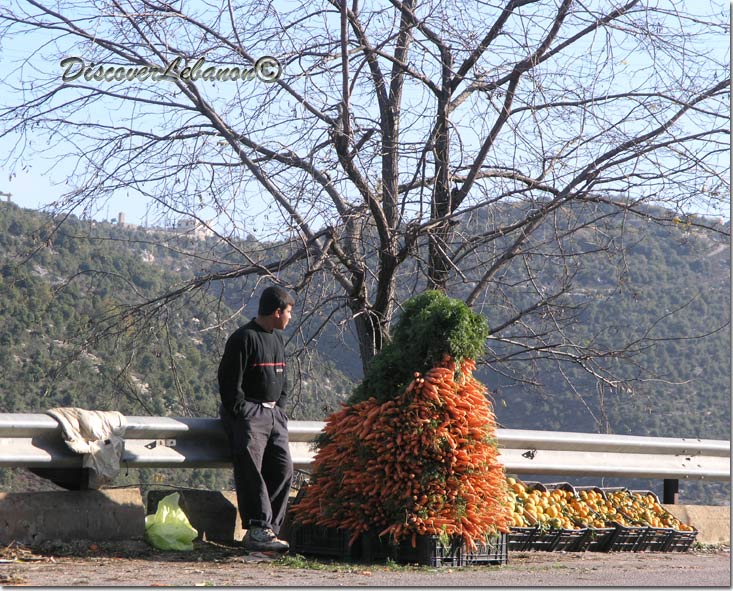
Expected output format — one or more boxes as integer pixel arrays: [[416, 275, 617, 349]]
[[630, 490, 697, 538], [391, 533, 508, 567], [390, 534, 463, 567], [600, 486, 627, 498], [638, 527, 674, 552], [289, 523, 360, 561], [359, 530, 391, 563], [544, 482, 576, 494], [574, 485, 607, 498], [507, 526, 536, 551], [629, 489, 661, 502], [523, 481, 548, 493], [553, 528, 590, 552], [529, 527, 562, 551], [581, 527, 615, 552], [462, 533, 508, 565], [604, 523, 647, 552], [664, 528, 698, 552]]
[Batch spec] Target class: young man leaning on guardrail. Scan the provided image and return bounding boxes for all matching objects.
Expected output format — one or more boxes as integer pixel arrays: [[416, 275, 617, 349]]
[[217, 285, 295, 553]]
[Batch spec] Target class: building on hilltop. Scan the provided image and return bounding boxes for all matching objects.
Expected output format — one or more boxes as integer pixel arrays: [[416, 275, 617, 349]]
[[168, 217, 214, 240]]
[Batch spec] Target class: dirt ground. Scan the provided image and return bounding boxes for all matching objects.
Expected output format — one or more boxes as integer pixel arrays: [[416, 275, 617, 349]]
[[0, 539, 730, 588]]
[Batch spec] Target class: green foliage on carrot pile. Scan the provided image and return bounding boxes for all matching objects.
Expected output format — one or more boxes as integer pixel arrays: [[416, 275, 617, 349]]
[[348, 291, 489, 405]]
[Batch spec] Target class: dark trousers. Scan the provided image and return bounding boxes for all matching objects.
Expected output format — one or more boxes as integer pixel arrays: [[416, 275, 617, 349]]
[[220, 402, 293, 535]]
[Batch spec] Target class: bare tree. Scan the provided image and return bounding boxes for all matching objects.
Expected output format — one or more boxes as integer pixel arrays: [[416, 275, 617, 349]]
[[0, 0, 728, 397]]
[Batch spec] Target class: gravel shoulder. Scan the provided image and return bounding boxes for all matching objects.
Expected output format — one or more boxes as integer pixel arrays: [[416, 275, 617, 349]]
[[0, 540, 730, 588]]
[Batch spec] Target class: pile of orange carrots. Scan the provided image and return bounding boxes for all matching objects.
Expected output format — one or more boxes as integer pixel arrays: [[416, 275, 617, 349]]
[[290, 355, 511, 551]]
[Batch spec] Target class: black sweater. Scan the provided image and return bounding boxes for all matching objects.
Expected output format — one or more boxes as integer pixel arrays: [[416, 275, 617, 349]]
[[217, 319, 289, 415]]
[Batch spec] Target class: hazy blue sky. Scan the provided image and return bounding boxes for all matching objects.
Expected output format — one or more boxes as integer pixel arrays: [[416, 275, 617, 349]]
[[0, 1, 729, 230]]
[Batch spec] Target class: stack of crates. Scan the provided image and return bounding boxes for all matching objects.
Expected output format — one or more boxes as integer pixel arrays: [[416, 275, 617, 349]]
[[288, 522, 361, 561], [520, 482, 560, 551], [390, 534, 464, 567], [602, 488, 669, 552], [553, 528, 591, 552], [544, 483, 591, 552], [665, 528, 699, 552], [529, 527, 562, 551], [462, 533, 509, 566], [506, 480, 701, 554], [290, 526, 508, 567], [630, 489, 697, 552], [580, 526, 616, 552], [569, 485, 615, 551], [507, 526, 536, 551], [391, 533, 508, 567], [603, 522, 648, 552]]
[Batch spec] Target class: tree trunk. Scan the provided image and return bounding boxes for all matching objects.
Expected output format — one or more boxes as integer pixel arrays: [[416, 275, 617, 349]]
[[428, 222, 452, 291], [351, 302, 391, 375], [428, 45, 454, 291]]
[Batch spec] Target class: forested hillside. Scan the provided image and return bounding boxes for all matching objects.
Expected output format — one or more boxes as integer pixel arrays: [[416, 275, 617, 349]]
[[0, 202, 353, 493], [0, 201, 728, 503], [477, 209, 731, 440]]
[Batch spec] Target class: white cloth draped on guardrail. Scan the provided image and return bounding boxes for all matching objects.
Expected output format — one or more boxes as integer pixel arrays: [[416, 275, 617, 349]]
[[46, 408, 127, 488]]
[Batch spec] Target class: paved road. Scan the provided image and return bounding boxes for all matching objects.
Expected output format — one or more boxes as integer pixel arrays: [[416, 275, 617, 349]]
[[0, 541, 729, 588]]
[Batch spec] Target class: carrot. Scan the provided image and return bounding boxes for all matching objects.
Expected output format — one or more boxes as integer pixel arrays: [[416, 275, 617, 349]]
[[290, 355, 511, 548]]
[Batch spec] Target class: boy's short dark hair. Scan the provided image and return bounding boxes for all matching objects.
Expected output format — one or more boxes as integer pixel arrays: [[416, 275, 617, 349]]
[[258, 286, 295, 316]]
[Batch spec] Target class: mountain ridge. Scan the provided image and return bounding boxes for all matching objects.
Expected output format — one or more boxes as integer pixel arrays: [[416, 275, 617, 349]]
[[0, 200, 728, 502]]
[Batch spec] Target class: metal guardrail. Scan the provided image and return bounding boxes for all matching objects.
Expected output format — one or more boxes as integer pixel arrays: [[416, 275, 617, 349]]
[[0, 414, 729, 501], [497, 428, 730, 480], [0, 414, 321, 471]]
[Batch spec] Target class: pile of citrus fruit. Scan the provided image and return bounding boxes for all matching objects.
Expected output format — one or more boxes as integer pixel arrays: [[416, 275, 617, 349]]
[[506, 478, 580, 529], [603, 489, 695, 531], [505, 478, 694, 532]]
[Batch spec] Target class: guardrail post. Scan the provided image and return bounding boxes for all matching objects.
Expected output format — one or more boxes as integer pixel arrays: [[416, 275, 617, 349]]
[[663, 478, 679, 504]]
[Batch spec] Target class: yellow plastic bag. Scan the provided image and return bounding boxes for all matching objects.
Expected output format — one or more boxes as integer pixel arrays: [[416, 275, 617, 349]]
[[144, 492, 198, 551]]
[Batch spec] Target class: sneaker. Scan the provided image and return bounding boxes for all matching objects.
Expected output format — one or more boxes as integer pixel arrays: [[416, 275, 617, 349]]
[[243, 526, 290, 553]]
